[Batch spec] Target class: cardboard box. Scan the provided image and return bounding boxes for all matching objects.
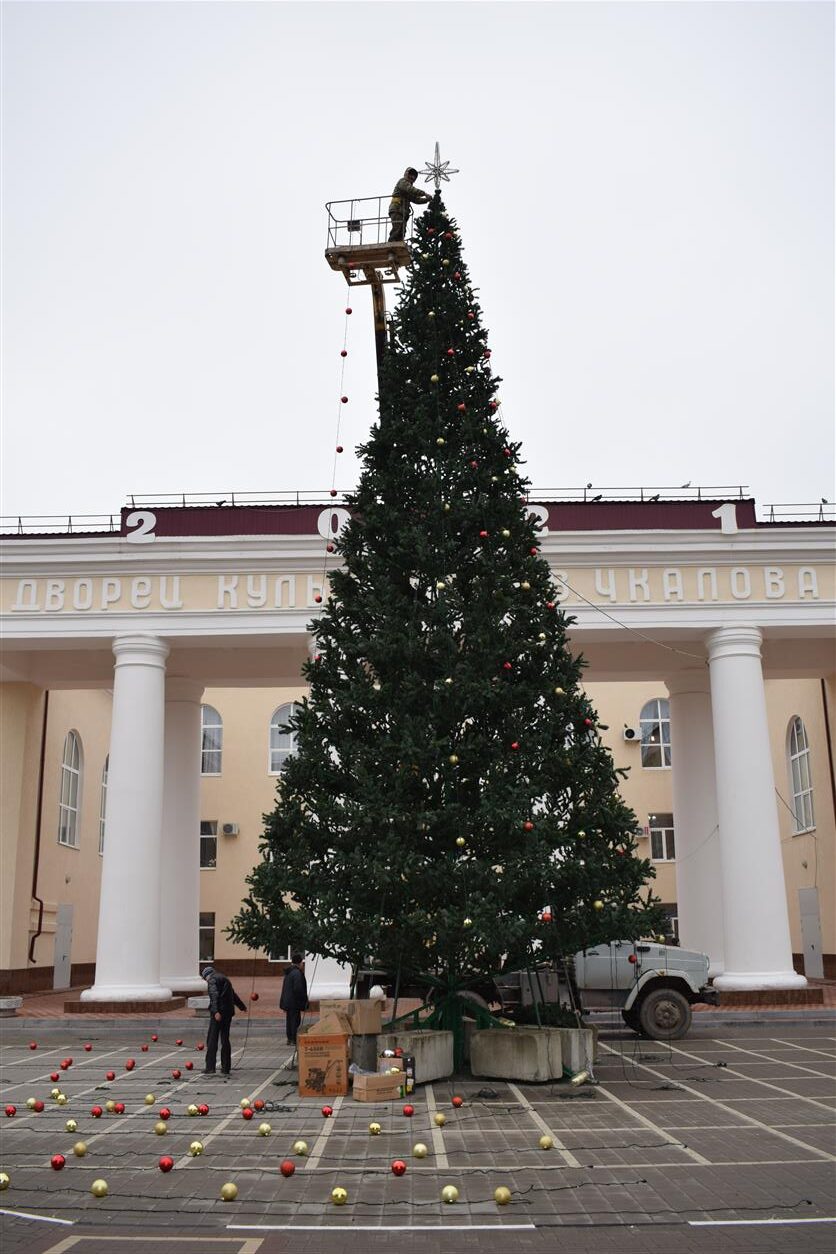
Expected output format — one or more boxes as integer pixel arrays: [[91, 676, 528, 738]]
[[377, 1056, 405, 1075], [320, 999, 383, 1035], [297, 1032, 349, 1098], [307, 1011, 354, 1037], [352, 1071, 403, 1102]]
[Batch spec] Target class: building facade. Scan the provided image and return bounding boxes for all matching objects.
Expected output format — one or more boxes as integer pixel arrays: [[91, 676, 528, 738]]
[[1, 497, 834, 997]]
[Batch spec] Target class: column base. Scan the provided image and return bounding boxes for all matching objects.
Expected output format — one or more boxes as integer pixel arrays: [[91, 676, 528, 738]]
[[713, 970, 807, 992], [80, 983, 174, 1003], [161, 975, 206, 995]]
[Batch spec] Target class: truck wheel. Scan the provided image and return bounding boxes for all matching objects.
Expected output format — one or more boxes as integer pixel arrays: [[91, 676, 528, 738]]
[[637, 988, 692, 1040]]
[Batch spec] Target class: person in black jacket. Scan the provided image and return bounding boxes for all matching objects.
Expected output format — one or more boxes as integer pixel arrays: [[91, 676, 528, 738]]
[[279, 953, 309, 1046], [202, 965, 247, 1076]]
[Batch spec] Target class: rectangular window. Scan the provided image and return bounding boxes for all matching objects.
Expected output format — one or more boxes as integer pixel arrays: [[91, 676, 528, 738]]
[[199, 912, 215, 963], [661, 905, 679, 942], [200, 820, 218, 869], [649, 813, 676, 861], [268, 946, 294, 963]]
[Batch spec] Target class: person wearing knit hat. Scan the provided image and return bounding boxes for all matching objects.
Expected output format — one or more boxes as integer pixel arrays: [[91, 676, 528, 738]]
[[201, 965, 246, 1076]]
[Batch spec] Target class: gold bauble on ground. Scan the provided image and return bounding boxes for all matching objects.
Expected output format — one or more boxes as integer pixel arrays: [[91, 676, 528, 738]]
[[105, 1101, 116, 1114], [539, 1134, 553, 1150], [188, 1140, 204, 1156], [154, 1121, 168, 1136], [441, 1184, 459, 1203], [413, 1143, 429, 1158], [331, 1186, 348, 1206], [56, 1094, 68, 1106], [144, 1094, 155, 1105], [293, 1140, 308, 1156], [73, 1141, 87, 1157], [240, 1098, 252, 1109], [187, 1104, 199, 1117], [51, 1087, 61, 1098], [25, 1098, 37, 1110], [220, 1182, 238, 1202], [258, 1122, 271, 1137], [0, 1173, 10, 1191], [433, 1112, 446, 1126], [90, 1179, 108, 1197], [368, 1122, 381, 1136], [494, 1186, 512, 1205], [65, 1119, 78, 1133]]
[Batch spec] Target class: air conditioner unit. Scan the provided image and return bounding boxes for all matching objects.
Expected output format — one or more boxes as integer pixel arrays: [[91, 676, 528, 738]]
[[622, 727, 640, 742], [221, 823, 239, 837]]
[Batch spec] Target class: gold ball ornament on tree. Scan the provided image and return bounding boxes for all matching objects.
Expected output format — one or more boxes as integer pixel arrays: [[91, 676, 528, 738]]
[[462, 918, 473, 929], [413, 1142, 429, 1158], [331, 1186, 348, 1206], [188, 1140, 204, 1156], [494, 1186, 512, 1206], [448, 753, 459, 765], [430, 374, 439, 384], [442, 259, 450, 267], [554, 687, 564, 696], [455, 836, 466, 848], [90, 1179, 109, 1198], [441, 1184, 459, 1204], [73, 1141, 87, 1157], [539, 1135, 554, 1150], [593, 900, 604, 911], [220, 1182, 238, 1202], [428, 310, 435, 318], [435, 437, 446, 447]]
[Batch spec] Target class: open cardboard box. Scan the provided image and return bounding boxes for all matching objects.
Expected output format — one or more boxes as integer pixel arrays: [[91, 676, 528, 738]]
[[319, 998, 384, 1035]]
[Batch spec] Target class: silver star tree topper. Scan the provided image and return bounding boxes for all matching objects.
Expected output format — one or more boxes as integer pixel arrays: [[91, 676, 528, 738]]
[[421, 142, 459, 190]]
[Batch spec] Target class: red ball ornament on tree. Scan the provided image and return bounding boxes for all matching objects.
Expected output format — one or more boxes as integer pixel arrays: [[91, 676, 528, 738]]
[[467, 311, 475, 320], [336, 445, 343, 453], [340, 349, 347, 357], [326, 543, 335, 553], [584, 718, 593, 727], [454, 271, 462, 280], [391, 1159, 407, 1176], [446, 348, 455, 357], [457, 403, 466, 413], [469, 460, 479, 469], [330, 488, 338, 498], [427, 227, 435, 235], [314, 595, 323, 604], [503, 662, 512, 671], [541, 910, 552, 923], [159, 1156, 174, 1172], [280, 1159, 295, 1177], [502, 448, 511, 457], [345, 306, 352, 314], [546, 601, 556, 610], [523, 821, 534, 832], [340, 395, 348, 404], [51, 1154, 66, 1171], [510, 741, 520, 751], [529, 547, 538, 556], [444, 231, 453, 240], [479, 530, 489, 539]]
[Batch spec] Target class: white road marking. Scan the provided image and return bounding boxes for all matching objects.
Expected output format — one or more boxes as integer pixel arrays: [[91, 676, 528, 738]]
[[228, 1223, 538, 1231], [306, 1093, 343, 1167], [591, 1080, 711, 1164], [689, 1216, 836, 1227], [0, 1208, 74, 1225], [771, 1038, 836, 1059], [660, 1040, 835, 1111], [599, 1042, 835, 1161], [424, 1083, 449, 1168], [507, 1082, 581, 1167], [714, 1038, 835, 1080]]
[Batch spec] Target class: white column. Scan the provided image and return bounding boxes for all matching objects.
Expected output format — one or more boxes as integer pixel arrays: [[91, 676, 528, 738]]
[[159, 679, 205, 994], [81, 635, 172, 1002], [666, 669, 725, 976], [706, 626, 806, 990]]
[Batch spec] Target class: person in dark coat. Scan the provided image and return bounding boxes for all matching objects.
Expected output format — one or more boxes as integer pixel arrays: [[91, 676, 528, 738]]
[[279, 953, 309, 1046], [388, 167, 432, 241], [202, 964, 247, 1076]]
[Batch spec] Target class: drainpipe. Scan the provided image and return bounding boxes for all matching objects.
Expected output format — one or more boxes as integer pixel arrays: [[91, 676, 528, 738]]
[[821, 679, 836, 828], [27, 690, 49, 964]]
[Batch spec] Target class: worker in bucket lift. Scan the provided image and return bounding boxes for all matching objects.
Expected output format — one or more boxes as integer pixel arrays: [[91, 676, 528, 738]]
[[388, 167, 432, 241]]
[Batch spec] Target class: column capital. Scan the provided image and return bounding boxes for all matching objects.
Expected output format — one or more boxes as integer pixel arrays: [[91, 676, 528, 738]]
[[112, 634, 169, 667], [665, 666, 711, 698], [706, 625, 763, 663], [165, 677, 205, 704]]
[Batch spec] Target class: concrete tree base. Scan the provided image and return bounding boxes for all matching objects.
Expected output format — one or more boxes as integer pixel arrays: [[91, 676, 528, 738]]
[[375, 1030, 454, 1083], [470, 1026, 596, 1082]]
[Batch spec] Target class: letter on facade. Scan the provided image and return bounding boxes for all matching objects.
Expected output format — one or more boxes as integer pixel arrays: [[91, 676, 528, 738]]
[[218, 575, 239, 609], [594, 569, 616, 601]]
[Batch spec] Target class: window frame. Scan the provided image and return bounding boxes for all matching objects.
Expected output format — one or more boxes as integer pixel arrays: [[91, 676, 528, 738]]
[[57, 730, 83, 849], [648, 812, 676, 862], [200, 819, 218, 870], [200, 705, 223, 777], [199, 912, 216, 964], [268, 702, 298, 776], [640, 698, 672, 769], [787, 716, 815, 834]]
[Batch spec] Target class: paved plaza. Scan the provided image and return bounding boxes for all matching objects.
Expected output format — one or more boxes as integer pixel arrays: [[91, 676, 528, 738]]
[[0, 1019, 834, 1253]]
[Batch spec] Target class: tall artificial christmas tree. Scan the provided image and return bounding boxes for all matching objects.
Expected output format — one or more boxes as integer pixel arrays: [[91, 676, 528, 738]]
[[230, 191, 664, 1032]]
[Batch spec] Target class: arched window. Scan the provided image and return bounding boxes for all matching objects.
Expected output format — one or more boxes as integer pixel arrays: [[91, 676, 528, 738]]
[[787, 716, 814, 833], [98, 756, 109, 856], [200, 705, 223, 775], [58, 731, 83, 847], [640, 698, 671, 768], [269, 703, 297, 774]]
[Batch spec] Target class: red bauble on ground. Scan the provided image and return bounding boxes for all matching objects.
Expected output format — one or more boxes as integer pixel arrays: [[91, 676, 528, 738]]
[[321, 1105, 333, 1118], [250, 992, 259, 1002], [279, 1159, 295, 1177], [141, 1044, 149, 1052], [158, 1156, 174, 1173], [242, 1107, 254, 1121], [158, 1108, 171, 1121], [51, 1155, 66, 1171], [114, 1103, 125, 1115], [28, 1042, 37, 1050], [253, 1100, 265, 1111], [60, 1060, 70, 1071], [151, 1034, 158, 1042], [125, 1060, 135, 1071], [402, 1104, 414, 1117], [50, 1073, 60, 1082], [84, 1044, 92, 1052], [33, 1100, 44, 1112], [196, 1043, 205, 1051], [391, 1159, 407, 1176], [185, 1061, 193, 1071], [5, 1106, 16, 1118], [171, 1070, 181, 1080], [91, 1106, 103, 1118], [451, 1096, 464, 1108], [198, 1104, 209, 1116], [175, 1039, 183, 1047], [106, 1072, 115, 1082]]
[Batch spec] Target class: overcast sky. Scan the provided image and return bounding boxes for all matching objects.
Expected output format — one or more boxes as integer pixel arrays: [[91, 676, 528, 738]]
[[2, 1, 833, 524]]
